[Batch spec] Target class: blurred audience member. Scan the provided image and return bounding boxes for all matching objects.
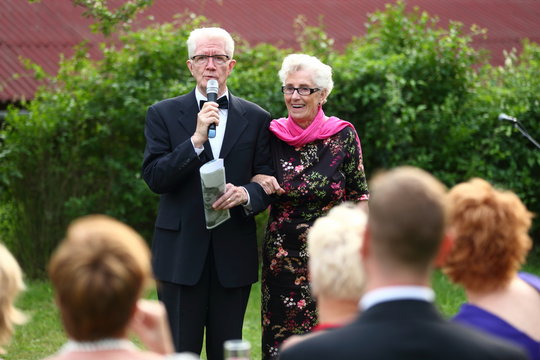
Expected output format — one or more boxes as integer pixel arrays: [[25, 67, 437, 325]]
[[281, 202, 367, 351], [280, 166, 527, 360], [444, 178, 540, 360], [45, 215, 198, 360], [0, 243, 27, 356]]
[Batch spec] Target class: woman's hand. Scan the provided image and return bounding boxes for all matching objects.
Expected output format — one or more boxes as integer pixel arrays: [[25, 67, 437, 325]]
[[129, 299, 175, 355], [251, 174, 285, 195]]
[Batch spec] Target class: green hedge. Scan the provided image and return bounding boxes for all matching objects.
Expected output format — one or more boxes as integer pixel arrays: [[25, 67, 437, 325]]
[[1, 2, 539, 277]]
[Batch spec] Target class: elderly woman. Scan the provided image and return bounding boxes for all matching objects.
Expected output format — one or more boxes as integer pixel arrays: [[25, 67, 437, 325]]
[[280, 202, 367, 351], [0, 243, 27, 356], [443, 178, 540, 360], [257, 54, 369, 359], [45, 215, 198, 360]]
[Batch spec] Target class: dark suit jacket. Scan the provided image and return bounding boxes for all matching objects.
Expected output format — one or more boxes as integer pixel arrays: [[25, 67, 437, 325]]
[[142, 89, 273, 287], [279, 300, 528, 360]]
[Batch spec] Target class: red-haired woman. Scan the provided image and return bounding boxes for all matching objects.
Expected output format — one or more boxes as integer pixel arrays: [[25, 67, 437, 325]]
[[444, 178, 540, 360]]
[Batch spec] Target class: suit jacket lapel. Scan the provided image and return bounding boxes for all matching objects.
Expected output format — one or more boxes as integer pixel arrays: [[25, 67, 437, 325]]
[[220, 93, 248, 159], [203, 140, 214, 160], [176, 89, 214, 161]]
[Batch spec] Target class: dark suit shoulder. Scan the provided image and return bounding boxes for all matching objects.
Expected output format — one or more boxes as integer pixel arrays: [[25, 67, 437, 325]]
[[150, 92, 193, 109], [443, 322, 529, 359], [279, 301, 527, 360]]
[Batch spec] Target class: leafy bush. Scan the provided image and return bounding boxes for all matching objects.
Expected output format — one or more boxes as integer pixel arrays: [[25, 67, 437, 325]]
[[0, 15, 211, 277], [326, 1, 540, 241], [328, 2, 485, 172]]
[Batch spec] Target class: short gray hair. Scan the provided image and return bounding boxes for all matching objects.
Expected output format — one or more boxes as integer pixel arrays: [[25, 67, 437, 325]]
[[278, 53, 334, 97], [308, 202, 367, 300], [186, 27, 235, 59]]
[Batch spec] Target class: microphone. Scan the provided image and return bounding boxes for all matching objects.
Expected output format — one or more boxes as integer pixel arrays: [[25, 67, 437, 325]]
[[498, 113, 518, 123], [206, 79, 219, 138], [497, 113, 540, 150]]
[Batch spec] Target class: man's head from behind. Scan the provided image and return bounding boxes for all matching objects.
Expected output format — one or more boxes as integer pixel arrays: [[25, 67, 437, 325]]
[[365, 167, 448, 278]]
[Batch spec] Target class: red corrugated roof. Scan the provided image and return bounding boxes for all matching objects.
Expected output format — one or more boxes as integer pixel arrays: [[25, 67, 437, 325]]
[[2, 0, 539, 103], [0, 0, 104, 102]]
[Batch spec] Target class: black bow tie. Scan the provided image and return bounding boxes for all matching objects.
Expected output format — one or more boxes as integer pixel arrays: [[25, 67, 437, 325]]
[[200, 96, 229, 109]]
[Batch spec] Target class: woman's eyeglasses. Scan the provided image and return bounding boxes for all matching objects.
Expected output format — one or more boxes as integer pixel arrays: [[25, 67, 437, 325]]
[[281, 86, 321, 96]]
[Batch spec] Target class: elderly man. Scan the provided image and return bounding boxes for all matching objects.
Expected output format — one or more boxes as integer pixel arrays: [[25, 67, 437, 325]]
[[280, 167, 527, 360], [142, 27, 273, 360]]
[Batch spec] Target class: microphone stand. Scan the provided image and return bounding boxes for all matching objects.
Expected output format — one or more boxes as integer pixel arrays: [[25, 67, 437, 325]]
[[512, 120, 540, 150]]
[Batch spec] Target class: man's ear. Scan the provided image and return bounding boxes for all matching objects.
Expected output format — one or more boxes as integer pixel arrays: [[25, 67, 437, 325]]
[[227, 59, 236, 73], [434, 229, 454, 268]]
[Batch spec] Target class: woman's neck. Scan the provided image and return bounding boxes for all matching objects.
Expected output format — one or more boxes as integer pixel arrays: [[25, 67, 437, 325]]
[[317, 297, 359, 326], [293, 118, 313, 129], [291, 113, 328, 129], [466, 276, 516, 305]]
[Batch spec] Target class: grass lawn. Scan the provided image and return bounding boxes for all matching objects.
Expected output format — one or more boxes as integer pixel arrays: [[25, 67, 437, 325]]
[[4, 280, 263, 360], [5, 256, 539, 360]]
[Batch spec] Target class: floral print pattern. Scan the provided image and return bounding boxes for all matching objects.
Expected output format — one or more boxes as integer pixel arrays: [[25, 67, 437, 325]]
[[261, 127, 369, 359]]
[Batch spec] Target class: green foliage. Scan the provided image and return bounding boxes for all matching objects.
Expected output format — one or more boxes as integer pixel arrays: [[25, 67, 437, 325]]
[[293, 15, 336, 63], [326, 1, 540, 240], [328, 1, 485, 174], [0, 15, 212, 277], [73, 0, 153, 36], [471, 41, 540, 240], [1, 1, 539, 278], [230, 42, 289, 118]]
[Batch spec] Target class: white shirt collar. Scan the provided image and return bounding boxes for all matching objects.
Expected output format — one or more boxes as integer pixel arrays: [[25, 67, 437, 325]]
[[195, 86, 229, 109], [360, 286, 435, 311]]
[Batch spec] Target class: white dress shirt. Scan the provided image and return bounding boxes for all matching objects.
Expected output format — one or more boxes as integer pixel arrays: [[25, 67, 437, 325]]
[[360, 286, 435, 311], [191, 87, 252, 208], [193, 87, 228, 160]]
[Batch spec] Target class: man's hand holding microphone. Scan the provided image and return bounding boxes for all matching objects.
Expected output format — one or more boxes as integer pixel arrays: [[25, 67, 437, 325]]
[[192, 79, 220, 148]]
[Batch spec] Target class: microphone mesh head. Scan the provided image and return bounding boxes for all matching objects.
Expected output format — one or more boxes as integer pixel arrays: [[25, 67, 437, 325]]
[[207, 79, 219, 95]]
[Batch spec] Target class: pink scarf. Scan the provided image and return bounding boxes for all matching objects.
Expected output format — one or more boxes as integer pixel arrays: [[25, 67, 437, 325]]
[[269, 107, 358, 147]]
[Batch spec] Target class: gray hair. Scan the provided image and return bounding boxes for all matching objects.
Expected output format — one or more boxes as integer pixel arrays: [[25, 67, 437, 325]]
[[278, 53, 334, 97], [307, 202, 367, 300], [186, 27, 235, 59]]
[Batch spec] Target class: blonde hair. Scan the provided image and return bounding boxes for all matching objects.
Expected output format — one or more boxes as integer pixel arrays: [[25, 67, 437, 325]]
[[48, 215, 152, 341], [308, 202, 367, 300], [187, 27, 235, 58], [444, 178, 533, 292], [0, 243, 27, 355], [278, 54, 334, 99]]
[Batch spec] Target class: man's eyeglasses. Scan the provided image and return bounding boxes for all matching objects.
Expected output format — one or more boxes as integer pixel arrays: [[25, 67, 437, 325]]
[[190, 54, 230, 66], [281, 86, 321, 96]]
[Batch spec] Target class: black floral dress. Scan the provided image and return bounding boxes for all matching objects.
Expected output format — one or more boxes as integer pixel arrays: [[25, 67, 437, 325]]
[[261, 126, 369, 359]]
